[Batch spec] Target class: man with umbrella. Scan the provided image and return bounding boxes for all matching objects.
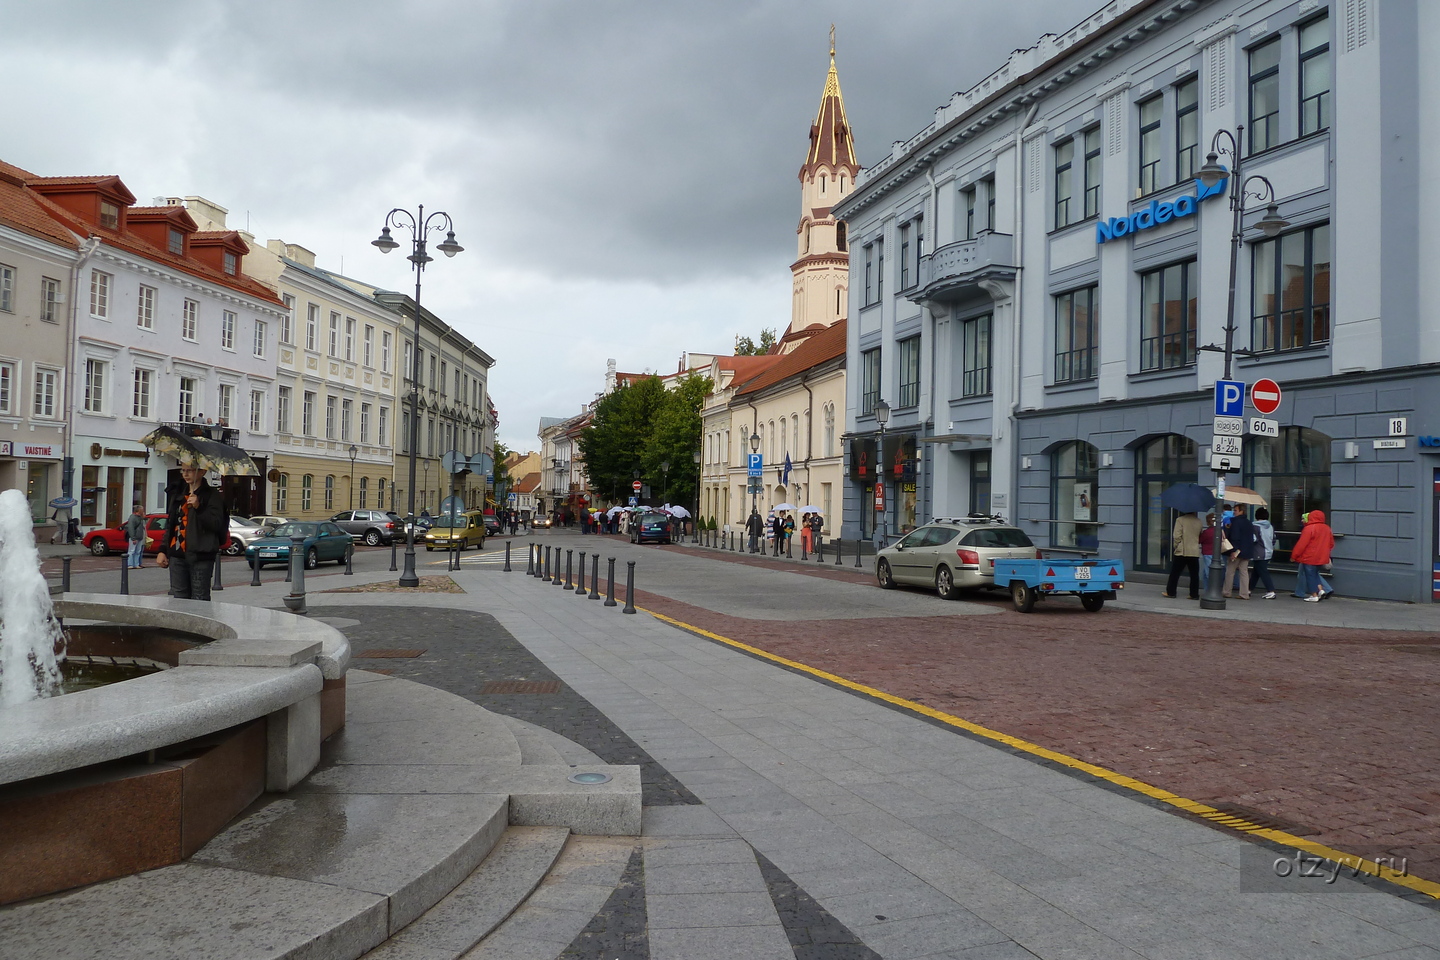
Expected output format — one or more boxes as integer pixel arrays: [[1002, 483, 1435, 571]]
[[157, 464, 227, 600], [1160, 483, 1214, 600]]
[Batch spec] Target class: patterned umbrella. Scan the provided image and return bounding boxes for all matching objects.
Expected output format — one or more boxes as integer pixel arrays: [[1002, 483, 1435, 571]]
[[138, 425, 259, 476]]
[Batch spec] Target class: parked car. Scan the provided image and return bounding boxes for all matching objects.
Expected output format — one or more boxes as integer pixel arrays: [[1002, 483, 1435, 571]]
[[82, 513, 168, 556], [424, 510, 487, 552], [245, 521, 352, 569], [630, 511, 672, 545], [250, 515, 292, 535], [875, 517, 1041, 600], [224, 516, 262, 556], [328, 509, 401, 546], [483, 513, 502, 537]]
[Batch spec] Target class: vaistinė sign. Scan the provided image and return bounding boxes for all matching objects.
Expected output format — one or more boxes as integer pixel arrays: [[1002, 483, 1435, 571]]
[[1095, 178, 1228, 244]]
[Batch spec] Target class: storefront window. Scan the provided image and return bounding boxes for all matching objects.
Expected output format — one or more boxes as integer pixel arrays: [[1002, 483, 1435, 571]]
[[131, 467, 149, 515], [1051, 440, 1099, 550], [1244, 426, 1330, 564], [81, 465, 101, 525], [1133, 434, 1198, 572], [26, 463, 52, 523]]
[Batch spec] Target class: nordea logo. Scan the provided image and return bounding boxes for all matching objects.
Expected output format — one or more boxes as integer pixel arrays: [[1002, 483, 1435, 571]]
[[1095, 178, 1228, 244]]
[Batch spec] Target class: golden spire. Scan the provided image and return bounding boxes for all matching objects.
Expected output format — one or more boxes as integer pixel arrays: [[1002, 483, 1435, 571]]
[[803, 26, 857, 174]]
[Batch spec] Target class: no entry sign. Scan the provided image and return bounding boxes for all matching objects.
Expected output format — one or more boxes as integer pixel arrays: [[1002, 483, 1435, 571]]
[[1251, 378, 1282, 415], [632, 480, 642, 492]]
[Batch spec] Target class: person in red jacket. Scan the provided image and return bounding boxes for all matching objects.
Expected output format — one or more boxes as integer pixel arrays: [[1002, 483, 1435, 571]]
[[1290, 509, 1335, 602]]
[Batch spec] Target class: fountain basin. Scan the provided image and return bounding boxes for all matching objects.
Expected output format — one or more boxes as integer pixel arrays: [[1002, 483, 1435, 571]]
[[0, 594, 351, 905]]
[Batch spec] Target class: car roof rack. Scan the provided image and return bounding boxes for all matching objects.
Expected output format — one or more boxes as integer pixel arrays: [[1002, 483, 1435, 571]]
[[932, 514, 1010, 526]]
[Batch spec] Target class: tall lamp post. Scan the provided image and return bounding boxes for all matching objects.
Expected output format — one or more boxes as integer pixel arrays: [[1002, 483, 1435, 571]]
[[347, 443, 358, 510], [692, 449, 701, 542], [1194, 125, 1288, 611], [748, 432, 761, 552], [874, 399, 890, 548], [660, 460, 670, 503], [372, 206, 464, 587]]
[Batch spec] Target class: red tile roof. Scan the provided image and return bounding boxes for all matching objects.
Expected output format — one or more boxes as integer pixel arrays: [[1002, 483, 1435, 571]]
[[0, 160, 80, 249], [716, 354, 782, 379], [733, 320, 846, 398]]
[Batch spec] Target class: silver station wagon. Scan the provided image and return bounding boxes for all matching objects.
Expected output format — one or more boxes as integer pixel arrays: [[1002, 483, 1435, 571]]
[[875, 517, 1041, 600]]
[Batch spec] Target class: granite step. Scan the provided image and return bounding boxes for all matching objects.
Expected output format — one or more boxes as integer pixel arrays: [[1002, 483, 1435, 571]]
[[359, 826, 570, 960], [499, 715, 605, 768]]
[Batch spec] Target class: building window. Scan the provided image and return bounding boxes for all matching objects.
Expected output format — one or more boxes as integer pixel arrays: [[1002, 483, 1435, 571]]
[[223, 251, 238, 275], [1134, 434, 1199, 571], [1249, 38, 1281, 153], [217, 384, 234, 424], [363, 325, 374, 367], [360, 403, 371, 444], [381, 331, 392, 372], [280, 294, 294, 344], [99, 201, 119, 231], [340, 399, 353, 441], [1051, 440, 1099, 551], [0, 361, 11, 415], [1082, 130, 1101, 219], [344, 317, 356, 361], [970, 451, 991, 516], [166, 227, 184, 256], [897, 336, 920, 407], [985, 177, 996, 231], [1175, 78, 1199, 182], [401, 411, 410, 454], [277, 385, 291, 433], [1243, 426, 1331, 564], [1251, 223, 1330, 353], [0, 264, 13, 312], [324, 475, 334, 510], [1138, 95, 1163, 194], [1140, 260, 1197, 371], [182, 299, 198, 340], [33, 369, 58, 417], [961, 314, 992, 397], [962, 186, 977, 240], [132, 368, 152, 419], [836, 221, 847, 251], [221, 310, 236, 350], [359, 477, 369, 508], [378, 406, 389, 447], [83, 358, 106, 414], [876, 239, 884, 301], [404, 342, 414, 381], [178, 377, 196, 421], [301, 475, 313, 511], [1054, 286, 1098, 384], [823, 403, 835, 458], [427, 418, 435, 457], [276, 474, 288, 512], [1299, 16, 1331, 136], [40, 277, 60, 323], [306, 303, 319, 350], [325, 395, 337, 439], [377, 477, 386, 510], [428, 353, 436, 388], [860, 348, 881, 416], [90, 270, 111, 318], [253, 320, 266, 358], [249, 389, 264, 433], [899, 224, 911, 289], [440, 361, 448, 396], [329, 312, 340, 357], [1054, 138, 1075, 227], [302, 391, 315, 436]]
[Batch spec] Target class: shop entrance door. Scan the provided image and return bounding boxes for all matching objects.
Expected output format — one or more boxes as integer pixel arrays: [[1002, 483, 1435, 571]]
[[1133, 435, 1198, 572], [105, 466, 125, 529]]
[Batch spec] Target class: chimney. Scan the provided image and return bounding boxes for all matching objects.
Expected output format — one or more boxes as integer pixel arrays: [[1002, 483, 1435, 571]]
[[267, 239, 317, 268], [167, 196, 229, 230]]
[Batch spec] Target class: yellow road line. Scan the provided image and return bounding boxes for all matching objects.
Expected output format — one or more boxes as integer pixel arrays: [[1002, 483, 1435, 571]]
[[640, 606, 1440, 900]]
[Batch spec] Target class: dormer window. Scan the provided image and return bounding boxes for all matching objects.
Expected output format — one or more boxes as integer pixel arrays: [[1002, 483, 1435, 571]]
[[168, 228, 184, 255], [223, 251, 238, 275], [99, 201, 119, 230]]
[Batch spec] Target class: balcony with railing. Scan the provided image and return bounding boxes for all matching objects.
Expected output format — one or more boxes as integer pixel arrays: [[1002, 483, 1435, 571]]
[[164, 421, 241, 447], [913, 232, 1017, 302]]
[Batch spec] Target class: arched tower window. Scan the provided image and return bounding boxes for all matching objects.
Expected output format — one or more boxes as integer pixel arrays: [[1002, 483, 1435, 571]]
[[820, 174, 827, 194]]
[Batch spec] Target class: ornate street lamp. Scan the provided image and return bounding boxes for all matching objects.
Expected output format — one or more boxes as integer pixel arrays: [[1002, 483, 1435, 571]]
[[374, 206, 463, 587], [1194, 126, 1288, 612], [347, 443, 358, 510]]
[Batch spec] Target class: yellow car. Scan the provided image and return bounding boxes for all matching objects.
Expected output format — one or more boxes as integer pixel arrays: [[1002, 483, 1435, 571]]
[[424, 510, 487, 551]]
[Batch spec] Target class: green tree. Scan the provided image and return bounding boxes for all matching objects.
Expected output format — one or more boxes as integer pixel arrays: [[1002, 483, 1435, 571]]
[[577, 376, 668, 500], [734, 328, 777, 356], [643, 372, 711, 504]]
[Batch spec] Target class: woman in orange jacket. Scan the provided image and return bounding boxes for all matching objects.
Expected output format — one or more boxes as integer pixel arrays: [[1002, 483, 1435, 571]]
[[1290, 509, 1335, 601]]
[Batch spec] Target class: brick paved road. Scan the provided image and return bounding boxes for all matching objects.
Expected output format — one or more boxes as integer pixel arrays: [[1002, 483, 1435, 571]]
[[616, 560, 1440, 884]]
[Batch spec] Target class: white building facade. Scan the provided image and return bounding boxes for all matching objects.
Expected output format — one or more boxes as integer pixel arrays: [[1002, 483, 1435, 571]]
[[835, 0, 1440, 601]]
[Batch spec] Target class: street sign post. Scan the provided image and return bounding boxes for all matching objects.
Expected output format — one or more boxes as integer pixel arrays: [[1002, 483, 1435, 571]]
[[1213, 416, 1243, 437], [1211, 435, 1242, 457], [1214, 380, 1246, 418], [1250, 378, 1282, 415], [628, 496, 638, 506], [747, 453, 763, 477]]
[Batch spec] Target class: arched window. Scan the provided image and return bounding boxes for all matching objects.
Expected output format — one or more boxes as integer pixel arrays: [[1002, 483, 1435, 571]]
[[839, 174, 847, 192], [769, 421, 776, 464], [301, 474, 313, 511], [820, 174, 827, 194], [359, 477, 369, 508], [276, 473, 288, 513], [1050, 441, 1099, 550], [1134, 434, 1198, 571], [780, 417, 789, 458], [324, 475, 335, 510], [823, 404, 835, 458], [1244, 426, 1330, 563], [792, 415, 800, 458], [377, 477, 386, 509]]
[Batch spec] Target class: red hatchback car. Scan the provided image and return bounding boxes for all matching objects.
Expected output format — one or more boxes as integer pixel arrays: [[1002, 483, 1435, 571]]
[[82, 513, 235, 557]]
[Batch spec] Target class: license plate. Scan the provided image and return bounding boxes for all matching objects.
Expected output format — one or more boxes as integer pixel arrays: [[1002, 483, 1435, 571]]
[[1075, 566, 1091, 580], [260, 551, 278, 558]]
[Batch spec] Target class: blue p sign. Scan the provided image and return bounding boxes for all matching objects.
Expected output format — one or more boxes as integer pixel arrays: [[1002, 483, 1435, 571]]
[[1214, 380, 1245, 418], [747, 453, 763, 477]]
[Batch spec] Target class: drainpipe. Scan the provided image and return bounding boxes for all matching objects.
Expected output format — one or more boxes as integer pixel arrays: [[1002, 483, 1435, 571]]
[[802, 375, 814, 504], [62, 236, 102, 502], [1004, 101, 1040, 516]]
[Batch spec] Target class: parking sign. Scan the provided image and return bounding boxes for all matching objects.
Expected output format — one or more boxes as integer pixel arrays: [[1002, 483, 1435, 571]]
[[1214, 380, 1245, 418], [747, 453, 763, 477]]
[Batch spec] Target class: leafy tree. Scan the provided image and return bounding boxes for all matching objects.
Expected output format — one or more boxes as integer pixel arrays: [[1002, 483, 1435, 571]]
[[734, 328, 777, 356], [577, 376, 668, 500], [643, 372, 711, 504]]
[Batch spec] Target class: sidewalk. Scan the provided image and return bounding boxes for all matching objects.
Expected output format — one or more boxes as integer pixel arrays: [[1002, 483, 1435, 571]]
[[217, 549, 1440, 959]]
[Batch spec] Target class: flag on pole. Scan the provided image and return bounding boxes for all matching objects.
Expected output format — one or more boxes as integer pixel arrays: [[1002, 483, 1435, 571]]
[[782, 453, 792, 486]]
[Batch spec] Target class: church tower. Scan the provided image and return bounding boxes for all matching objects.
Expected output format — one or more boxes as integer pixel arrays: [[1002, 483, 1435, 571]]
[[782, 28, 859, 353]]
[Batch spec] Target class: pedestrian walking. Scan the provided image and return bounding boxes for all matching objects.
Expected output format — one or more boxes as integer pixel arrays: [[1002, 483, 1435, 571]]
[[1291, 509, 1336, 601], [1249, 507, 1278, 598], [1162, 511, 1202, 599], [745, 510, 764, 553], [122, 503, 147, 569], [1222, 503, 1255, 600], [1197, 513, 1216, 591], [157, 464, 226, 600], [770, 513, 785, 556]]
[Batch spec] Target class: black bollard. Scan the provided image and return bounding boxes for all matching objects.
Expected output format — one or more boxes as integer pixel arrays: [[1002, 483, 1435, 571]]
[[855, 540, 863, 568], [787, 535, 794, 560], [120, 554, 130, 596], [389, 536, 398, 572], [504, 540, 512, 572], [543, 545, 553, 582], [605, 556, 618, 606], [576, 552, 587, 595], [535, 544, 543, 578], [344, 543, 354, 575], [801, 535, 807, 560], [561, 549, 572, 588], [589, 553, 601, 599], [250, 556, 261, 586], [816, 536, 824, 563], [622, 560, 636, 614], [835, 538, 843, 566], [212, 552, 224, 591], [526, 542, 534, 575], [62, 556, 71, 593], [283, 533, 308, 614]]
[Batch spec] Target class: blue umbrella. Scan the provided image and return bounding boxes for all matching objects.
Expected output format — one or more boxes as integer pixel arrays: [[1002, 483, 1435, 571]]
[[1160, 482, 1216, 514]]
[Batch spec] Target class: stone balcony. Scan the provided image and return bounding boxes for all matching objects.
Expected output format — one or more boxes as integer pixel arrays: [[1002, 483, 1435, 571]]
[[913, 232, 1017, 302]]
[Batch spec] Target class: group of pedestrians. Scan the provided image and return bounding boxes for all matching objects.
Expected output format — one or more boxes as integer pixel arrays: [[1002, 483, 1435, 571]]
[[1164, 504, 1334, 602]]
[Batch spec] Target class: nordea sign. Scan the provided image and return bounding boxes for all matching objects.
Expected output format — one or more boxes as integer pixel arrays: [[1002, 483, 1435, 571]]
[[1096, 178, 1227, 244]]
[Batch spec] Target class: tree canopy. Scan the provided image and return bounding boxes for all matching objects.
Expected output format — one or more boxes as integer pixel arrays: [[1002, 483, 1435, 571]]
[[577, 372, 711, 504], [734, 328, 777, 356]]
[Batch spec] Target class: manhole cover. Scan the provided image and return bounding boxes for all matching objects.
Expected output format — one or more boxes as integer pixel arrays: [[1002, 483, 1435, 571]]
[[568, 772, 613, 785]]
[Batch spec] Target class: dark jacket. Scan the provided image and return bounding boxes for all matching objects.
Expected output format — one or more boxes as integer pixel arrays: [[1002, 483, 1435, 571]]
[[1226, 514, 1256, 560], [161, 479, 227, 557], [745, 513, 764, 536]]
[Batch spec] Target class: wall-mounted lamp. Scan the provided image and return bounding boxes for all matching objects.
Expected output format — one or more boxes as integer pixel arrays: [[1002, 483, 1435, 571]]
[[1101, 453, 1115, 467], [1021, 456, 1033, 470], [1344, 441, 1359, 460]]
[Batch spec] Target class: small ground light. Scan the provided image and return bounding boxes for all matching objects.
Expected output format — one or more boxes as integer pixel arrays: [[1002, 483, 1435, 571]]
[[568, 772, 612, 784]]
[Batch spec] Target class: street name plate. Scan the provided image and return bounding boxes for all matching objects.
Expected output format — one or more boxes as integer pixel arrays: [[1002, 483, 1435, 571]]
[[1249, 417, 1279, 437], [1211, 435, 1243, 456], [1374, 438, 1407, 450], [1213, 416, 1243, 437]]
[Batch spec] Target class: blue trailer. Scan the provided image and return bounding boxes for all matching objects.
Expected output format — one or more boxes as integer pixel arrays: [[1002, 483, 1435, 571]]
[[991, 557, 1126, 613]]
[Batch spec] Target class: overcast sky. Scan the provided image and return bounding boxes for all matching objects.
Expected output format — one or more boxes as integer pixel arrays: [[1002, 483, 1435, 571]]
[[2, 0, 1090, 453]]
